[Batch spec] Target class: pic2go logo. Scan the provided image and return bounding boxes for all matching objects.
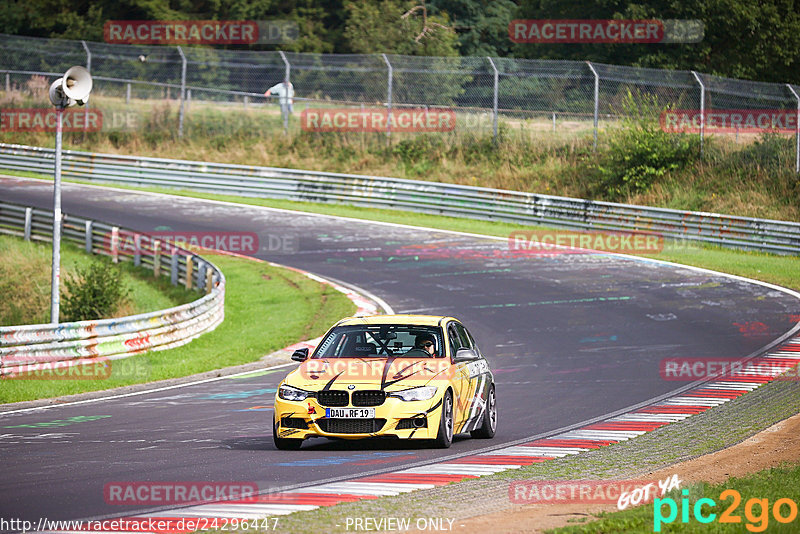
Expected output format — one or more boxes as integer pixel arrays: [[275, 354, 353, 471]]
[[654, 489, 800, 532]]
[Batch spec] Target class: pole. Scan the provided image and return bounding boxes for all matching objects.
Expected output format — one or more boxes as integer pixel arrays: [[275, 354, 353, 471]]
[[787, 84, 800, 174], [586, 61, 599, 151], [382, 54, 393, 139], [50, 108, 64, 324], [177, 46, 186, 138], [81, 41, 91, 135], [279, 51, 291, 134], [691, 71, 705, 157], [487, 57, 499, 144]]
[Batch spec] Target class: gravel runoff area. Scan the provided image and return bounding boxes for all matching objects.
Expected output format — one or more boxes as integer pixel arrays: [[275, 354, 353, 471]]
[[271, 375, 800, 533]]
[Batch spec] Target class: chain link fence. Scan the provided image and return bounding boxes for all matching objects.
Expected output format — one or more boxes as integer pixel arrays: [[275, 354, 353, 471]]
[[1, 32, 799, 172]]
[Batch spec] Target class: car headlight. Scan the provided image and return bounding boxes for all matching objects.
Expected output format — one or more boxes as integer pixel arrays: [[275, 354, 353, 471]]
[[278, 384, 312, 401], [388, 386, 438, 402]]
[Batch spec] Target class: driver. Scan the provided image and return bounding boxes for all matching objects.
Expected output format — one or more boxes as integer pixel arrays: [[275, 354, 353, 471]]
[[414, 333, 437, 357]]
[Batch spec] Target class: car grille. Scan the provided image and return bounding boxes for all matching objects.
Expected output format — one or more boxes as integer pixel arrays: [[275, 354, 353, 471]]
[[352, 390, 386, 407], [316, 418, 386, 434], [281, 417, 308, 429], [316, 390, 349, 407]]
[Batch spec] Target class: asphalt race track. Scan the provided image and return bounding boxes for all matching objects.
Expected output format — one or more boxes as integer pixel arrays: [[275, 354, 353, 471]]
[[1, 176, 798, 525]]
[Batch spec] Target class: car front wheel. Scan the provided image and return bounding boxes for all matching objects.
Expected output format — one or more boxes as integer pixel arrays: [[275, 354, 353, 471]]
[[273, 418, 303, 450], [433, 390, 454, 448]]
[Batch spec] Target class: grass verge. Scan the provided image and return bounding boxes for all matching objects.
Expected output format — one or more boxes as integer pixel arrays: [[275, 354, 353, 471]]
[[0, 251, 356, 404], [0, 234, 195, 325]]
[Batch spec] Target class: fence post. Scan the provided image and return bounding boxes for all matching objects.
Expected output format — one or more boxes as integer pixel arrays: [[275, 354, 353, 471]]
[[5, 72, 9, 92], [382, 53, 393, 140], [185, 255, 194, 289], [170, 247, 179, 285], [691, 71, 705, 157], [177, 46, 187, 138], [111, 226, 119, 263], [198, 261, 207, 292], [553, 112, 556, 132], [278, 50, 291, 134], [787, 84, 800, 174], [81, 41, 91, 134], [126, 83, 131, 104], [84, 220, 93, 253], [133, 234, 141, 266], [23, 207, 32, 241], [586, 61, 599, 151], [153, 240, 161, 277], [487, 57, 499, 144]]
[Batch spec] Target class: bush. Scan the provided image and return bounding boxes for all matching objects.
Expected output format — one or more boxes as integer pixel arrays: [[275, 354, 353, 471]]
[[61, 261, 131, 322], [589, 91, 701, 200]]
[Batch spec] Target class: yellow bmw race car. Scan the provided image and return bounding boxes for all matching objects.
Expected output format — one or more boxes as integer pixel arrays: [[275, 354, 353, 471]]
[[273, 315, 497, 450]]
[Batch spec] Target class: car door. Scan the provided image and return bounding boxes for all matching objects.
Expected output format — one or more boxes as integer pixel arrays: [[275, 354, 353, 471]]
[[456, 323, 492, 432], [446, 322, 472, 430]]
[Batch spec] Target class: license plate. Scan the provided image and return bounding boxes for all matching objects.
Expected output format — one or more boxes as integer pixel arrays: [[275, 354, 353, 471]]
[[325, 408, 375, 418]]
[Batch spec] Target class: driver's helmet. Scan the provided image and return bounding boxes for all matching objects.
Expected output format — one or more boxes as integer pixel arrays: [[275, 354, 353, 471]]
[[414, 333, 436, 349]]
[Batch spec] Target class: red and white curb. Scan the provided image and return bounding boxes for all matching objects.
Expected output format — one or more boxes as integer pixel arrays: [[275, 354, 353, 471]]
[[116, 337, 800, 527]]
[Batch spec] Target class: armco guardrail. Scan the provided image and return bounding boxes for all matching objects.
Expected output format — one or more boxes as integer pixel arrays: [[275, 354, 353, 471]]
[[1, 143, 799, 254], [0, 199, 225, 377]]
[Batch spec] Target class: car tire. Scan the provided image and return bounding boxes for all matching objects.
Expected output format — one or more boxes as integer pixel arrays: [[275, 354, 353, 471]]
[[471, 384, 497, 439], [273, 418, 303, 450], [432, 390, 454, 448]]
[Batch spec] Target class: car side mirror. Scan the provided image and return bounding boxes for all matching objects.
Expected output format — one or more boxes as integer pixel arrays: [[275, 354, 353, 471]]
[[291, 348, 309, 362], [454, 348, 479, 362]]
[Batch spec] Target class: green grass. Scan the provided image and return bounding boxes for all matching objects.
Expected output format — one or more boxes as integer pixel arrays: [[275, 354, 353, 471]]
[[8, 171, 797, 294], [0, 252, 356, 404], [0, 234, 194, 325], [550, 462, 800, 533]]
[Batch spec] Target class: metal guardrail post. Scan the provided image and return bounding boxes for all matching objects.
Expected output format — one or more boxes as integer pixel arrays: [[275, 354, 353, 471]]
[[170, 247, 179, 285], [278, 51, 290, 134], [787, 84, 800, 174], [177, 46, 187, 138], [153, 240, 161, 277], [185, 255, 194, 290], [84, 220, 92, 253], [111, 226, 119, 263], [691, 71, 705, 157], [487, 57, 499, 144], [586, 61, 599, 151], [133, 234, 141, 266], [382, 54, 393, 139], [23, 207, 31, 241]]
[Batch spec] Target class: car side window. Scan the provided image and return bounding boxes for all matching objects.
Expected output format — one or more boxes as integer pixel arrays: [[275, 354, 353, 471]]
[[463, 327, 482, 357], [454, 323, 472, 350], [447, 324, 462, 359]]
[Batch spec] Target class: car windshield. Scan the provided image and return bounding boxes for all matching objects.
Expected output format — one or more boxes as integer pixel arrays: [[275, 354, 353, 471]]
[[313, 325, 444, 359]]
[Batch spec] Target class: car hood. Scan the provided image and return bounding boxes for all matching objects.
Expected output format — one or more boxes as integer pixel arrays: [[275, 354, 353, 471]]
[[285, 357, 453, 390]]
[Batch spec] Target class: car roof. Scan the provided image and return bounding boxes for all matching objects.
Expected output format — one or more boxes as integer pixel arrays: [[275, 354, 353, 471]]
[[335, 314, 459, 327]]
